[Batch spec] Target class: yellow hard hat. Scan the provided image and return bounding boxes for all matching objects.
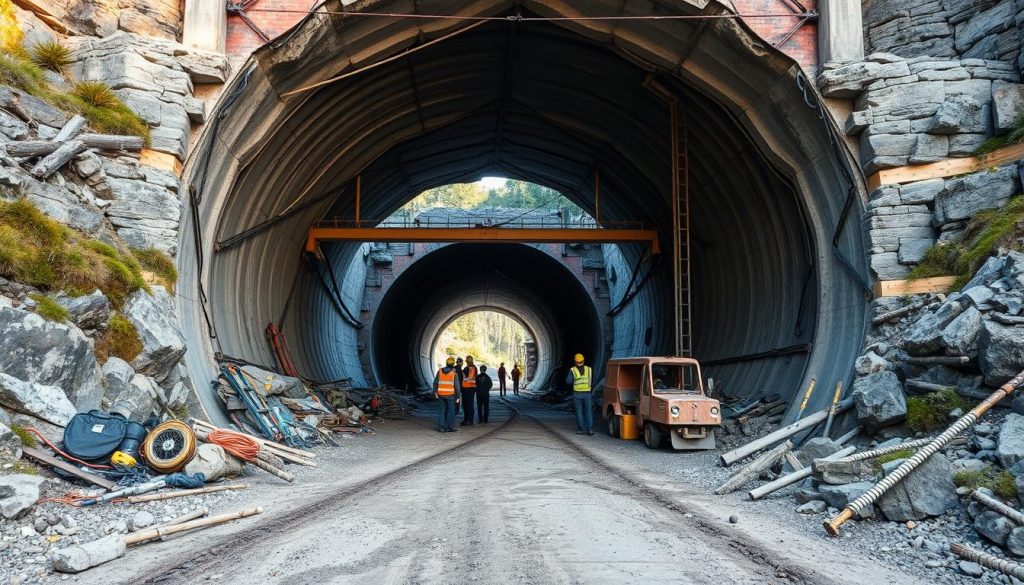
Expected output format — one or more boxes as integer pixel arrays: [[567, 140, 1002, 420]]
[[574, 353, 584, 364], [446, 357, 455, 366], [111, 451, 137, 467]]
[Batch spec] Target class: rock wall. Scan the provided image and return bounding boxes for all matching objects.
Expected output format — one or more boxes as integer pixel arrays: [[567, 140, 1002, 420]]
[[819, 53, 1024, 279], [13, 0, 181, 40], [863, 0, 1024, 72]]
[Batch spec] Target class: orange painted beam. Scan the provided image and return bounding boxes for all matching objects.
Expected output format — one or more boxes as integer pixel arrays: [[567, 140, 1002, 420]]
[[306, 227, 660, 255]]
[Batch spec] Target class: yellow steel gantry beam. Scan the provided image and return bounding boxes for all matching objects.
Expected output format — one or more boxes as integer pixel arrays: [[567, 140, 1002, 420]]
[[305, 227, 660, 255]]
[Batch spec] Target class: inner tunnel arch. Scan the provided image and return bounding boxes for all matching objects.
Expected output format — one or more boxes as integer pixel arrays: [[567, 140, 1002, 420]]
[[178, 0, 871, 423]]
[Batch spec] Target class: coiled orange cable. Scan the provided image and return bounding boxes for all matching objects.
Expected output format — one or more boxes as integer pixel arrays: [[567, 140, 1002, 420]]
[[207, 429, 261, 462]]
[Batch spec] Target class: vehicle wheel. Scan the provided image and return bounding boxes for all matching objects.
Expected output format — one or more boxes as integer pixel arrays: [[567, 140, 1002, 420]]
[[644, 423, 662, 449], [607, 413, 620, 438]]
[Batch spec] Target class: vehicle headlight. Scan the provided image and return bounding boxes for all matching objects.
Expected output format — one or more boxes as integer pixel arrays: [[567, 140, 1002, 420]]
[[710, 406, 720, 417], [670, 405, 680, 416]]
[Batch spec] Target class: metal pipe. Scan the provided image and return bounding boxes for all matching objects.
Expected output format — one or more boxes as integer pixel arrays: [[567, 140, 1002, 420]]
[[720, 398, 853, 466], [825, 369, 1024, 536], [951, 543, 1024, 580], [749, 428, 860, 502], [973, 491, 1024, 525]]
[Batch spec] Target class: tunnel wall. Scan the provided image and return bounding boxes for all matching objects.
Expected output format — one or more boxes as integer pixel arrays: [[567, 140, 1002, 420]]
[[177, 0, 871, 422]]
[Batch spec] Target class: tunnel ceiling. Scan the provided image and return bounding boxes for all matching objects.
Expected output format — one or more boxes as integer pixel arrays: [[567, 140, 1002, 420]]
[[180, 0, 871, 422]]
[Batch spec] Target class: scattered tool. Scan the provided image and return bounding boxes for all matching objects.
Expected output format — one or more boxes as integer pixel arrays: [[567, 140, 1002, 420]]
[[795, 378, 816, 420], [79, 480, 166, 506], [52, 506, 265, 573], [824, 368, 1024, 536], [127, 483, 250, 504], [821, 381, 842, 438]]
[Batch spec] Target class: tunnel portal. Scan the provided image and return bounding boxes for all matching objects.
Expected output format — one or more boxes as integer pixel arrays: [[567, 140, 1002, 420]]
[[179, 0, 871, 422]]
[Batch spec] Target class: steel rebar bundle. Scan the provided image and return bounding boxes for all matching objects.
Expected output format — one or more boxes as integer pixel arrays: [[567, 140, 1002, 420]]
[[824, 369, 1024, 536], [951, 543, 1024, 580]]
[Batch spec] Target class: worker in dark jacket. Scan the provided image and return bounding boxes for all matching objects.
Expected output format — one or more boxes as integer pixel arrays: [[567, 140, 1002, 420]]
[[461, 355, 478, 426], [476, 365, 493, 423], [497, 362, 507, 397], [433, 357, 461, 432], [454, 357, 464, 415], [511, 363, 522, 396], [565, 353, 594, 435]]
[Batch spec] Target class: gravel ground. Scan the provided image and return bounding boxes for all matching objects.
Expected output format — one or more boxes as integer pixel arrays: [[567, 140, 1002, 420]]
[[2, 395, 1018, 584]]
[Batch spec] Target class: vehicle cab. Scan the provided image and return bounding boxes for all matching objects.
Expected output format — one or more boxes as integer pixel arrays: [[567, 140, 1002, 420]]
[[602, 357, 720, 450]]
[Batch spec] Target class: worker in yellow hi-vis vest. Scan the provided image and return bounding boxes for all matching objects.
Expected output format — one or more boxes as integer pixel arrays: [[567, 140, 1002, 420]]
[[564, 353, 594, 435], [433, 357, 461, 432]]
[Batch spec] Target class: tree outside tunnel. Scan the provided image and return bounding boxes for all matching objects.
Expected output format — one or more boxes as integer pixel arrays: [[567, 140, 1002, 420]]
[[432, 310, 531, 380]]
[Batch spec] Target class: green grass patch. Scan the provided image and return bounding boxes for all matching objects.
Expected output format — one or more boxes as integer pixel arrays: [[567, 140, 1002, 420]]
[[954, 467, 1018, 500], [27, 41, 71, 75], [0, 0, 22, 51], [0, 198, 149, 308], [906, 389, 970, 433], [131, 248, 177, 293], [27, 293, 69, 322], [908, 195, 1024, 290], [872, 448, 915, 473], [94, 313, 142, 364], [974, 115, 1024, 156], [9, 423, 36, 447], [0, 47, 149, 142]]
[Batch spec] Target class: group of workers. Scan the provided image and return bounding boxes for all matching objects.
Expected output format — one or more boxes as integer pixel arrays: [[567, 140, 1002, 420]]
[[432, 352, 594, 436]]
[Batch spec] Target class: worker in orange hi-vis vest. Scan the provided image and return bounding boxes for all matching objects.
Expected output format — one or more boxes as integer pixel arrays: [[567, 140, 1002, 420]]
[[433, 357, 462, 432], [461, 355, 478, 426]]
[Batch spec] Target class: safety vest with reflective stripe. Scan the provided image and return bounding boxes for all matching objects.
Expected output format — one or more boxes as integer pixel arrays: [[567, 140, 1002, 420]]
[[437, 370, 457, 396], [462, 366, 477, 388], [572, 366, 592, 392]]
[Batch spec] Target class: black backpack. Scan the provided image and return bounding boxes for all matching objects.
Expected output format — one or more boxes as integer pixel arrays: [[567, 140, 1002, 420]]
[[62, 410, 130, 463]]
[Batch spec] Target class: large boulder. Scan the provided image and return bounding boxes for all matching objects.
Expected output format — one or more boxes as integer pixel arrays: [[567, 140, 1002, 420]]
[[852, 371, 907, 430], [0, 373, 77, 426], [57, 290, 110, 331], [877, 452, 958, 521], [0, 473, 44, 519], [933, 165, 1020, 225], [0, 306, 102, 410], [940, 305, 982, 355], [903, 299, 967, 355], [123, 288, 185, 381], [101, 357, 135, 402], [998, 414, 1024, 469], [975, 510, 1017, 546], [795, 437, 843, 467], [979, 321, 1024, 387], [109, 374, 159, 422]]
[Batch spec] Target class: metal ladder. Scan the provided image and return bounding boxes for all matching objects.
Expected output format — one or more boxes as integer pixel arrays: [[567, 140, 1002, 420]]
[[670, 102, 693, 357]]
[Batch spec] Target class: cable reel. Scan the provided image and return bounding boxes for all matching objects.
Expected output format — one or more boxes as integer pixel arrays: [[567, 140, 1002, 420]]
[[141, 420, 197, 473]]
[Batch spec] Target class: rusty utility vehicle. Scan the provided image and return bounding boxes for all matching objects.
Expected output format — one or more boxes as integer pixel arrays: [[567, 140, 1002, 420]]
[[602, 357, 721, 450]]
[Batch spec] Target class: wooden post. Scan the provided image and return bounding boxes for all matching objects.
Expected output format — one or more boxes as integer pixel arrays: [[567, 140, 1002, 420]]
[[749, 445, 857, 500], [182, 0, 227, 53], [123, 507, 264, 546], [715, 441, 792, 495], [31, 139, 86, 179]]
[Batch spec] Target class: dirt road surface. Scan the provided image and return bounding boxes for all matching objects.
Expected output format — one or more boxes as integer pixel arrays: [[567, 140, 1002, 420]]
[[84, 399, 924, 585]]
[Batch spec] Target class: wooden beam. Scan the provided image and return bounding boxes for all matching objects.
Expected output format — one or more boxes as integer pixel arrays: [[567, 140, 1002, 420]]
[[873, 276, 957, 297], [21, 446, 116, 490], [306, 227, 661, 254], [867, 142, 1024, 190], [140, 149, 183, 176]]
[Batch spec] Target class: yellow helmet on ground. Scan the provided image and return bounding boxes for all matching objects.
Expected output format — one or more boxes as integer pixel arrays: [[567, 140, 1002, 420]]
[[111, 451, 137, 467], [574, 353, 585, 364]]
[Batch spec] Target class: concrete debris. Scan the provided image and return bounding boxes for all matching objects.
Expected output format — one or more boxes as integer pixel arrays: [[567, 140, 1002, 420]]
[[0, 474, 44, 519]]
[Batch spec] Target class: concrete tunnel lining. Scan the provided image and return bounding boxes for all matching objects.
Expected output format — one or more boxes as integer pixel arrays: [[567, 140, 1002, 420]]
[[370, 243, 605, 392], [178, 0, 870, 425]]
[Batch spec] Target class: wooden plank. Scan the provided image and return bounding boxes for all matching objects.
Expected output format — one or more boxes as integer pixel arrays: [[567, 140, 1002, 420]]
[[140, 149, 183, 176], [784, 451, 805, 470], [20, 446, 116, 490], [867, 142, 1024, 190], [873, 276, 957, 297]]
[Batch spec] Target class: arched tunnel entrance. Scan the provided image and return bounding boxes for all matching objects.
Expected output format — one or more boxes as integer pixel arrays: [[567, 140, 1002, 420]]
[[372, 243, 603, 392], [179, 0, 872, 424]]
